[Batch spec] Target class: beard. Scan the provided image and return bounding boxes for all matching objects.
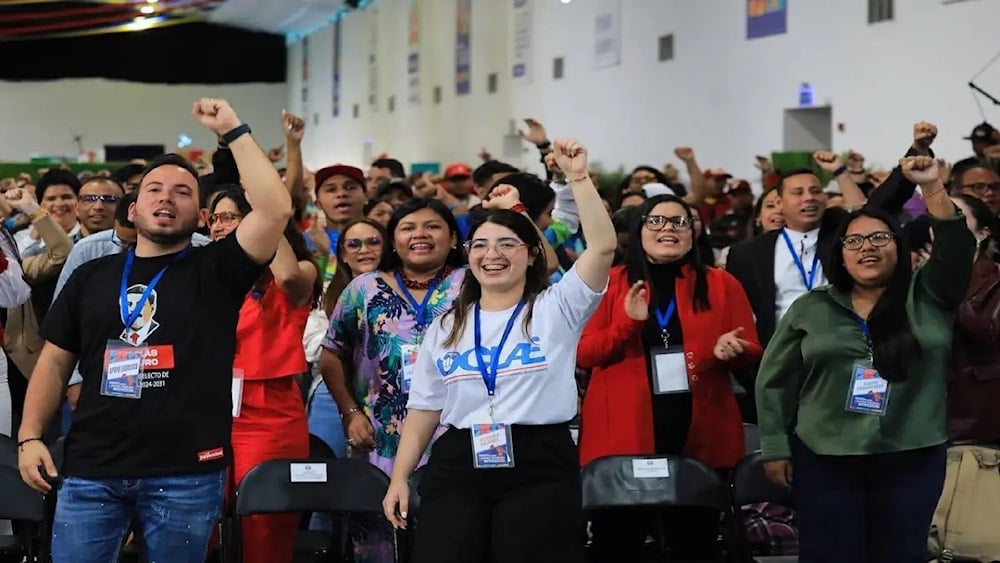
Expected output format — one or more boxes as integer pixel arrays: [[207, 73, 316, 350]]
[[134, 214, 199, 247]]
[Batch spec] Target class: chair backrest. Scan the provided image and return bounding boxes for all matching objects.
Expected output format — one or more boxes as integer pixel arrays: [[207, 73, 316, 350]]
[[0, 465, 45, 521], [234, 458, 389, 517], [743, 423, 761, 454], [581, 454, 726, 510], [308, 434, 337, 459], [407, 465, 428, 517], [0, 434, 16, 468], [731, 451, 792, 507]]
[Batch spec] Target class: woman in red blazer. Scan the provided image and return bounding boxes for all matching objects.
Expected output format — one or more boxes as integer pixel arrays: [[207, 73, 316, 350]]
[[578, 194, 762, 557]]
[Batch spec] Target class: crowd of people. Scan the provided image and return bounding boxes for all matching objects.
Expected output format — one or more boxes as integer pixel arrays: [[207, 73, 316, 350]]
[[0, 98, 997, 563]]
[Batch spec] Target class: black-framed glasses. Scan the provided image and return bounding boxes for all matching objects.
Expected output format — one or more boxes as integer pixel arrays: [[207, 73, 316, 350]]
[[344, 237, 382, 251], [642, 214, 692, 231], [208, 211, 242, 227], [958, 182, 1000, 194], [79, 194, 121, 204], [463, 237, 527, 256], [841, 231, 895, 250]]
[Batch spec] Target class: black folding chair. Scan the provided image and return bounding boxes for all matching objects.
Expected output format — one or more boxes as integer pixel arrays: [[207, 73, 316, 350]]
[[231, 458, 398, 563], [0, 435, 15, 467], [581, 454, 728, 561], [743, 424, 761, 454], [728, 452, 797, 563], [0, 464, 46, 562]]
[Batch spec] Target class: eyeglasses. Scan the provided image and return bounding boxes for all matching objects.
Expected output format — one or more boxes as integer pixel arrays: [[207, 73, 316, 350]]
[[958, 182, 1000, 195], [208, 211, 242, 227], [79, 194, 121, 204], [463, 237, 527, 256], [344, 237, 382, 251], [841, 231, 895, 250], [642, 214, 692, 231]]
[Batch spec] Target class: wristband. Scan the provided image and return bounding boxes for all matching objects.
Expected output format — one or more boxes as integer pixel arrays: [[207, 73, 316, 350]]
[[536, 141, 551, 150], [29, 207, 48, 223], [832, 165, 847, 177], [17, 437, 42, 450], [221, 123, 252, 145], [3, 217, 15, 231], [343, 407, 364, 419], [567, 175, 590, 184], [510, 203, 527, 214]]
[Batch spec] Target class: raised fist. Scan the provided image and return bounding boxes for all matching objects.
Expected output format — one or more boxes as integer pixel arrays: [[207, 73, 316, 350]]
[[518, 118, 549, 146], [283, 110, 306, 143], [812, 151, 844, 173], [674, 147, 695, 162], [192, 98, 243, 137], [553, 138, 588, 176], [899, 155, 940, 187], [484, 184, 522, 211], [912, 121, 938, 152]]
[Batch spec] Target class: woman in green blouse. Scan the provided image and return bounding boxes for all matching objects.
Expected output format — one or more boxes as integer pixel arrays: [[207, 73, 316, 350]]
[[755, 156, 975, 563]]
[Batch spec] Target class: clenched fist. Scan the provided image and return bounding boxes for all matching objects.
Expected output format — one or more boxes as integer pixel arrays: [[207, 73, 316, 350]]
[[192, 98, 243, 137], [812, 151, 844, 174]]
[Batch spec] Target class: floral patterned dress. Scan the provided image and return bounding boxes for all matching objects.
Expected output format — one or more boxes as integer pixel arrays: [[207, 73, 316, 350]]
[[322, 267, 466, 475]]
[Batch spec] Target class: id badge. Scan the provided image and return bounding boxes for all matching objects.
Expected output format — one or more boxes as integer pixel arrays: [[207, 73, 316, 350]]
[[649, 345, 689, 394], [845, 361, 890, 415], [400, 344, 419, 393], [101, 340, 146, 399], [232, 368, 245, 418], [471, 423, 515, 469]]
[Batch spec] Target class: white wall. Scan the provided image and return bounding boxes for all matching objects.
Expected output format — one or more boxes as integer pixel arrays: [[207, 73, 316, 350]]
[[291, 0, 1000, 179], [0, 79, 288, 162]]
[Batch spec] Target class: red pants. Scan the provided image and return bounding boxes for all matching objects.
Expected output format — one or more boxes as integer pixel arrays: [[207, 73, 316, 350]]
[[230, 376, 309, 563]]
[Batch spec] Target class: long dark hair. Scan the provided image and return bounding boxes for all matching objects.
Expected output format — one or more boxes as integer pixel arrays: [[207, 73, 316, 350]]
[[952, 194, 995, 257], [211, 187, 323, 307], [624, 195, 711, 312], [749, 186, 779, 238], [323, 218, 387, 316], [377, 198, 466, 272], [827, 207, 920, 382], [442, 210, 549, 348]]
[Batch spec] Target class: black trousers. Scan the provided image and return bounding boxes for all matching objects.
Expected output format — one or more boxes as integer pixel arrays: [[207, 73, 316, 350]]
[[412, 423, 583, 563], [792, 436, 946, 563]]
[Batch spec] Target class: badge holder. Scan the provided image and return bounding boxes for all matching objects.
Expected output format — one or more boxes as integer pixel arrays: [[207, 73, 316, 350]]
[[471, 423, 515, 469], [845, 360, 890, 415], [232, 368, 245, 418], [101, 340, 146, 399], [399, 344, 419, 393], [649, 345, 689, 395]]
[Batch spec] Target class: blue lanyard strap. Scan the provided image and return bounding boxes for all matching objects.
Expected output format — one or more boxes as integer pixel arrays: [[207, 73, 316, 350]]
[[120, 248, 191, 331], [781, 229, 819, 290], [474, 300, 526, 397], [654, 298, 677, 346], [854, 315, 874, 358], [394, 270, 442, 328]]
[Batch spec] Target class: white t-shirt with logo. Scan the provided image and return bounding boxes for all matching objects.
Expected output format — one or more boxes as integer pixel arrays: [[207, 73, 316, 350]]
[[407, 265, 605, 428]]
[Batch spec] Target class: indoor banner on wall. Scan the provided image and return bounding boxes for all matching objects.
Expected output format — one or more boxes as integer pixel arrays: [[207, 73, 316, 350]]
[[512, 0, 532, 85], [593, 0, 621, 69], [369, 8, 380, 111], [456, 0, 471, 95], [301, 36, 310, 117], [747, 0, 787, 39], [332, 20, 341, 118], [408, 0, 420, 105]]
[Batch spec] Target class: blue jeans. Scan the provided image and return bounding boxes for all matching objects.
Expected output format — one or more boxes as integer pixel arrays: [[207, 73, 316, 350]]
[[52, 470, 225, 563], [306, 381, 346, 532], [306, 381, 346, 458]]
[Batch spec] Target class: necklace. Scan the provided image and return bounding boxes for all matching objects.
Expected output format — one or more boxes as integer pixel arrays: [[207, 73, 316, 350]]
[[400, 266, 452, 290]]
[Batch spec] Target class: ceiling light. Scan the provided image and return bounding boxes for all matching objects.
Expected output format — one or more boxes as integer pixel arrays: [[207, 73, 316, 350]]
[[140, 5, 155, 14]]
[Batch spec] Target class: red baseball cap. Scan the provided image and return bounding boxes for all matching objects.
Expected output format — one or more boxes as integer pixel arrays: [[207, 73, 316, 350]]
[[444, 163, 472, 179], [704, 168, 733, 179], [314, 164, 364, 188]]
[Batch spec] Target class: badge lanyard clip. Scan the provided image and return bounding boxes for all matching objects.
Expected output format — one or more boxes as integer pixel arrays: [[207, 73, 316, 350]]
[[654, 299, 677, 348]]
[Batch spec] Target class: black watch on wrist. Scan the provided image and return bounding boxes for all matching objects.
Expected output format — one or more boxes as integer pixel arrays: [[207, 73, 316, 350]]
[[536, 141, 551, 150], [833, 165, 847, 177], [221, 123, 252, 145]]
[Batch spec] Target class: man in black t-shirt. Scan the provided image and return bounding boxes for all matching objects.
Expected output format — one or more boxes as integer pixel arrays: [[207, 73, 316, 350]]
[[16, 99, 293, 563]]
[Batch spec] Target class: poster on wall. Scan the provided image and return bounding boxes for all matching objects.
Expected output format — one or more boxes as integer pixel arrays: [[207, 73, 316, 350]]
[[593, 0, 620, 69], [301, 36, 310, 117], [369, 8, 380, 110], [332, 21, 341, 118], [408, 0, 420, 105], [747, 0, 787, 39], [511, 0, 532, 85], [456, 0, 471, 95]]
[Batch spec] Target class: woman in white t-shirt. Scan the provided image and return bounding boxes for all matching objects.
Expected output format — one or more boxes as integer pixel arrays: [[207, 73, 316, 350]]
[[382, 139, 615, 563]]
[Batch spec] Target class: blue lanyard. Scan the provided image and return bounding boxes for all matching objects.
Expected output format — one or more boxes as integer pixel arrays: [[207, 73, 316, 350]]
[[781, 229, 819, 290], [854, 315, 873, 360], [394, 270, 441, 328], [120, 247, 191, 331], [474, 300, 526, 397], [326, 228, 340, 253], [654, 298, 677, 347]]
